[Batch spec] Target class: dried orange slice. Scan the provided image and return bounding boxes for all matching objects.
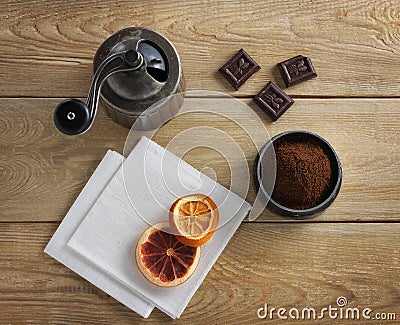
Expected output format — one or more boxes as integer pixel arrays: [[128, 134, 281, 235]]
[[169, 194, 219, 247], [135, 222, 200, 287]]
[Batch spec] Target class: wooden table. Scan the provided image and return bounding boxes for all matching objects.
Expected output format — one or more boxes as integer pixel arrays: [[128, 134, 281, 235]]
[[1, 1, 399, 324]]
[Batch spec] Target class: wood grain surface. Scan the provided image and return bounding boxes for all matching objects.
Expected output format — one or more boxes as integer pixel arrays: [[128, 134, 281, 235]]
[[1, 0, 400, 97], [1, 0, 399, 323], [0, 223, 399, 324], [1, 98, 399, 222]]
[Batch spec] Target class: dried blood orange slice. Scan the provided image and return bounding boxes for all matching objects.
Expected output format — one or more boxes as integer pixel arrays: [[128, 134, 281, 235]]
[[136, 222, 200, 287], [169, 194, 219, 247]]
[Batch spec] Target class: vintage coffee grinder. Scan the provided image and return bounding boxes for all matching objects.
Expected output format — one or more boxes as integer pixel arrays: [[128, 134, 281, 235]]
[[54, 27, 184, 135]]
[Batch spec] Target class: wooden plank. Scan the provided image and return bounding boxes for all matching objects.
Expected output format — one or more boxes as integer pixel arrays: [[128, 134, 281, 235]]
[[0, 222, 399, 324], [0, 98, 129, 222], [1, 0, 400, 97], [1, 98, 399, 222]]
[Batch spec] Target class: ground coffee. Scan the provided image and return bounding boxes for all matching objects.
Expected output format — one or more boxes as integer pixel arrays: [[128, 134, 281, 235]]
[[271, 138, 333, 210]]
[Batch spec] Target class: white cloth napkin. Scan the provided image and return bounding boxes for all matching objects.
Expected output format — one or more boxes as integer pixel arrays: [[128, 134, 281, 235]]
[[44, 150, 155, 318], [66, 136, 251, 319]]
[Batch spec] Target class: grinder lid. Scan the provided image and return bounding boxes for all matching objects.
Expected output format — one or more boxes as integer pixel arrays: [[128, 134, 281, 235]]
[[93, 27, 182, 116]]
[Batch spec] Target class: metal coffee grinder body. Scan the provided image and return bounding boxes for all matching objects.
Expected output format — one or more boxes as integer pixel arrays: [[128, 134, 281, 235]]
[[54, 27, 184, 135]]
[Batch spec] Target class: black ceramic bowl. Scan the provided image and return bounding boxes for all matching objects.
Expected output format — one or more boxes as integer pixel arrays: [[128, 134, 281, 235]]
[[254, 131, 342, 219]]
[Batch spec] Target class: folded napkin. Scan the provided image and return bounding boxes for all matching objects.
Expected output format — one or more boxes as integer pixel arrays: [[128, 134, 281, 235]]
[[66, 136, 251, 319], [44, 150, 155, 318]]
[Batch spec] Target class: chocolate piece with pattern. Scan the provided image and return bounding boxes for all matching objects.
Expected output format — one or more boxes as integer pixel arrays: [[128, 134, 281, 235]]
[[219, 49, 260, 90], [253, 81, 294, 120], [278, 55, 317, 87]]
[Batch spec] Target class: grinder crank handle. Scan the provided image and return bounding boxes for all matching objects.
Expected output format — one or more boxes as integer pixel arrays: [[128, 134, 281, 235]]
[[54, 50, 144, 135]]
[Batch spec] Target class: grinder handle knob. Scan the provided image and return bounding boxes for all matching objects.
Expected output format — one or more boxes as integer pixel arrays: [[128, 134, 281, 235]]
[[54, 99, 90, 135]]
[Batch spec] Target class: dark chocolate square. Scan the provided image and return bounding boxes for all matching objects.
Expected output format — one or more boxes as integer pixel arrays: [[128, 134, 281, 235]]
[[253, 81, 294, 121], [219, 49, 260, 90], [278, 55, 317, 87]]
